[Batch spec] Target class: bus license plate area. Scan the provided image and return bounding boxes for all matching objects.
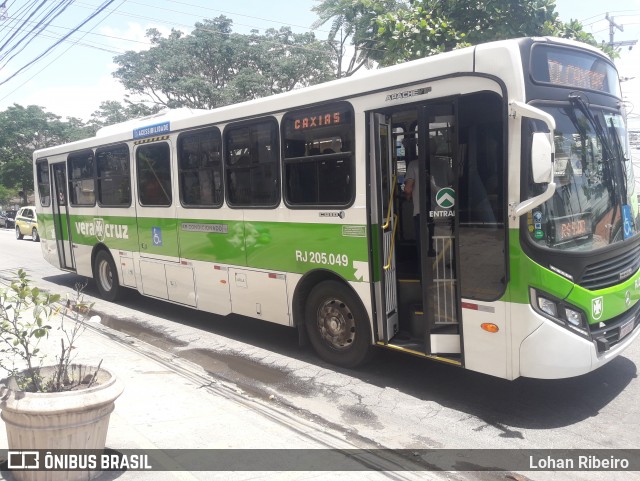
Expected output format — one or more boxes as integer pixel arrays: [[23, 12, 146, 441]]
[[620, 319, 635, 340]]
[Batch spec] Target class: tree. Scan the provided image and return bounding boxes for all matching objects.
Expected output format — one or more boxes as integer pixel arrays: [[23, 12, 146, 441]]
[[373, 3, 465, 65], [0, 185, 17, 207], [311, 0, 401, 77], [89, 100, 160, 132], [313, 0, 614, 67], [0, 105, 77, 202], [113, 16, 335, 110]]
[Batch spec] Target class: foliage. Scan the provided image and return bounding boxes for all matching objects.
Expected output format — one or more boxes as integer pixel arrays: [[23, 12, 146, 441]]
[[113, 16, 335, 109], [373, 3, 465, 65], [0, 185, 18, 207], [314, 0, 615, 67], [0, 104, 89, 198], [311, 0, 401, 77], [0, 269, 96, 393], [88, 100, 161, 133]]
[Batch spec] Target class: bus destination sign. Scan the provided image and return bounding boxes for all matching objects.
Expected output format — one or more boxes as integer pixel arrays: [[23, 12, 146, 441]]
[[133, 121, 171, 140], [547, 60, 606, 92], [293, 112, 341, 131]]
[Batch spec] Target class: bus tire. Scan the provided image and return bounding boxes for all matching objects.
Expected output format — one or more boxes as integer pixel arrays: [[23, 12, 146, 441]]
[[305, 280, 372, 368], [94, 250, 122, 302]]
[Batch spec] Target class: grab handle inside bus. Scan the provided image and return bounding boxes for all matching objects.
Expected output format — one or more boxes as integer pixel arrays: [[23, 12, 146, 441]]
[[509, 101, 557, 218]]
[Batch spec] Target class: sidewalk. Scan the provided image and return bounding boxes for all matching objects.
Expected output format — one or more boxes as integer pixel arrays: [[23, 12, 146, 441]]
[[0, 305, 427, 481]]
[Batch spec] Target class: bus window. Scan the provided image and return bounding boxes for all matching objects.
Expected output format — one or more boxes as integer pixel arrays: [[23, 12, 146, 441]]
[[178, 128, 223, 207], [36, 159, 50, 207], [96, 144, 131, 207], [224, 119, 279, 207], [68, 150, 95, 207], [137, 142, 172, 206], [282, 102, 354, 207]]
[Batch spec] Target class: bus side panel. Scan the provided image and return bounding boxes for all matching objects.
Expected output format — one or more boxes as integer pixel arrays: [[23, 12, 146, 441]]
[[229, 268, 290, 326], [243, 220, 369, 282], [192, 260, 232, 316], [461, 300, 510, 379], [38, 212, 61, 269], [73, 244, 94, 278]]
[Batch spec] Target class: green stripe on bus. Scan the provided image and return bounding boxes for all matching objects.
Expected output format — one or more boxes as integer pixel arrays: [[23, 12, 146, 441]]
[[43, 214, 371, 282]]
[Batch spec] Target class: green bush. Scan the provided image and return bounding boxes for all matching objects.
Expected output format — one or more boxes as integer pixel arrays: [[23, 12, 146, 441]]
[[0, 269, 98, 392]]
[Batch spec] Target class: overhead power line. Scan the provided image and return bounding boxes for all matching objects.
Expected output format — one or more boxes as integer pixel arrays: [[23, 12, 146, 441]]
[[0, 0, 118, 86]]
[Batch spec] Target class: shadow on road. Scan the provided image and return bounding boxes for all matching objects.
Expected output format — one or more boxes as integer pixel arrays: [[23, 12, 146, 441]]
[[43, 272, 638, 435]]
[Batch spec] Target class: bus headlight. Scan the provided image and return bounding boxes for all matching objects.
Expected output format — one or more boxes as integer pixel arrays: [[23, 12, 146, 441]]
[[564, 308, 584, 327], [537, 296, 558, 317], [530, 288, 590, 338]]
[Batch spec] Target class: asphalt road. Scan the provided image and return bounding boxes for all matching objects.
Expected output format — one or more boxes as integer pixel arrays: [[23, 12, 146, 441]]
[[1, 227, 639, 481]]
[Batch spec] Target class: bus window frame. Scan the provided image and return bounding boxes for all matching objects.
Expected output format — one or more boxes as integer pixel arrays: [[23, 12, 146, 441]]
[[96, 143, 132, 208], [281, 101, 356, 209], [36, 158, 51, 207], [136, 141, 173, 208], [67, 149, 96, 208], [223, 116, 280, 209], [177, 126, 224, 209]]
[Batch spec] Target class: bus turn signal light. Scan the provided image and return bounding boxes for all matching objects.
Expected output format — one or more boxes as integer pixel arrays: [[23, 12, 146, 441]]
[[481, 323, 499, 333]]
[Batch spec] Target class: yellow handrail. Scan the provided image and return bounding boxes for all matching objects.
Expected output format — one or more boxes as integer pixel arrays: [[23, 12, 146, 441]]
[[384, 214, 399, 271], [381, 174, 396, 230]]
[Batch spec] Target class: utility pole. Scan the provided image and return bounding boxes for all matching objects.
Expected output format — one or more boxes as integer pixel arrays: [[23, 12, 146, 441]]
[[605, 12, 637, 50]]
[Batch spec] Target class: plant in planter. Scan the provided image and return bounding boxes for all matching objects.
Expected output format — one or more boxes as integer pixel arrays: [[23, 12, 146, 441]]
[[0, 269, 124, 481]]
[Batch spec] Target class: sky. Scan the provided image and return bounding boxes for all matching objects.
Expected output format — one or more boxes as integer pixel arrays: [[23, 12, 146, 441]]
[[1, 0, 640, 129]]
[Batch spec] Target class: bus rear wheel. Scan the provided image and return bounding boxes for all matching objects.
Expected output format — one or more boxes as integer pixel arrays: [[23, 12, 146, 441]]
[[305, 280, 372, 368], [94, 250, 122, 302]]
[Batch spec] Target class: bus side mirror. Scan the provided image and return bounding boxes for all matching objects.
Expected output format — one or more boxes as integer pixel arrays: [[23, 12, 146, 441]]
[[512, 131, 556, 218], [531, 132, 553, 183]]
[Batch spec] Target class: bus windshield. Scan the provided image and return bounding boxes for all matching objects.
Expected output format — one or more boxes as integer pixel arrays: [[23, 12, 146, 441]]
[[526, 101, 639, 251]]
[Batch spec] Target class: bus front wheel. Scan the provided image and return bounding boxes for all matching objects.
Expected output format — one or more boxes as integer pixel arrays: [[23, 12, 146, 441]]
[[94, 250, 122, 302], [305, 280, 372, 368]]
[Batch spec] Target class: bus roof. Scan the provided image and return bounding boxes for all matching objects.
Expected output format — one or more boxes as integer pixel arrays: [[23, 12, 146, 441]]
[[33, 36, 604, 159]]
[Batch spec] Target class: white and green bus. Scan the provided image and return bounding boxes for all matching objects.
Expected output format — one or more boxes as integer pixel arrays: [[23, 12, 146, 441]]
[[34, 37, 640, 380]]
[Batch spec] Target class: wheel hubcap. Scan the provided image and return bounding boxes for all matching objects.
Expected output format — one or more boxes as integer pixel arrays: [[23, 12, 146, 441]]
[[98, 260, 113, 291], [317, 298, 356, 350]]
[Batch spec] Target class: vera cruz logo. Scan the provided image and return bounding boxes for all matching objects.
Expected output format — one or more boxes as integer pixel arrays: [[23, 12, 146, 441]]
[[436, 188, 455, 209], [75, 218, 129, 241], [94, 218, 105, 242], [592, 296, 604, 321]]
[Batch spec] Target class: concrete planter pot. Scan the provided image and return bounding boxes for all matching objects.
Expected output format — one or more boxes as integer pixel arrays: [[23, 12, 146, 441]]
[[1, 365, 124, 481]]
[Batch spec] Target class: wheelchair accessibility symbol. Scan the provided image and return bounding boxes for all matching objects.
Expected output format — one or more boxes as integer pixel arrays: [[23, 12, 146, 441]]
[[622, 205, 634, 240], [152, 227, 163, 246]]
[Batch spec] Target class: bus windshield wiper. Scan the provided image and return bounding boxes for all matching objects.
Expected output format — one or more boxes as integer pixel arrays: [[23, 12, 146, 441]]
[[607, 115, 629, 200], [568, 94, 616, 163], [568, 94, 626, 242]]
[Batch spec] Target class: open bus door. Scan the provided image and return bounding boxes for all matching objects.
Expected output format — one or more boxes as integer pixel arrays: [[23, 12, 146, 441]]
[[371, 102, 462, 361], [51, 162, 75, 271], [369, 113, 399, 342], [418, 103, 462, 357]]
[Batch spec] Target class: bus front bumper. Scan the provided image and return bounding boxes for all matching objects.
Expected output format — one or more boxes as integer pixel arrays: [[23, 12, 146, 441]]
[[519, 309, 640, 379]]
